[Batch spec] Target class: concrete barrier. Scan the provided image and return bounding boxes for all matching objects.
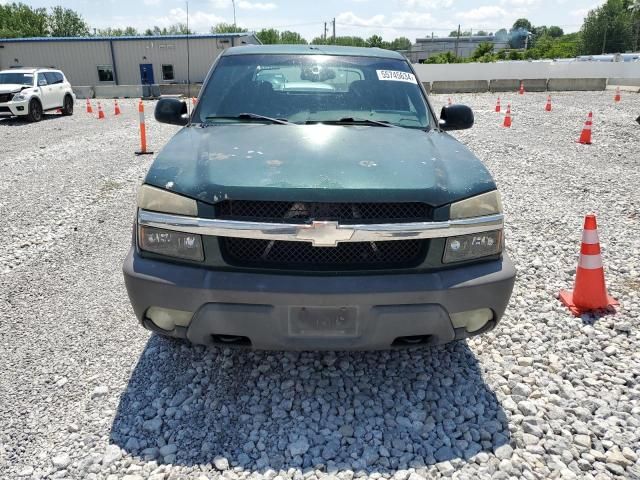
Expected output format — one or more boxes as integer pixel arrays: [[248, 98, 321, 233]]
[[489, 79, 519, 92], [159, 84, 202, 97], [430, 80, 489, 93], [72, 86, 94, 99], [93, 85, 144, 98], [490, 78, 547, 92], [607, 77, 640, 87], [548, 78, 606, 91], [421, 82, 431, 93]]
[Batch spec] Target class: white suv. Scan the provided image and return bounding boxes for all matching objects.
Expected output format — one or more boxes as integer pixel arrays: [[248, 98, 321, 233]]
[[0, 68, 76, 122]]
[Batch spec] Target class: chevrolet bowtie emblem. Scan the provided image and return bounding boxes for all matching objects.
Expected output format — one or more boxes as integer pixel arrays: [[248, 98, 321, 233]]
[[295, 221, 354, 247]]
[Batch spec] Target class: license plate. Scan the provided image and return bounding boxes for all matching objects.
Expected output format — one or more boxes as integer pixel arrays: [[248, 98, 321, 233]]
[[289, 306, 358, 337]]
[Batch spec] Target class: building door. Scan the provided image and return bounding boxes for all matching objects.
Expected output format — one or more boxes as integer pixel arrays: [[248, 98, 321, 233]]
[[139, 64, 154, 84]]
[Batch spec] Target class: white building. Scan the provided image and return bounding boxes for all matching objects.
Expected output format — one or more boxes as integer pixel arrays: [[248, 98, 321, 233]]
[[0, 33, 260, 87]]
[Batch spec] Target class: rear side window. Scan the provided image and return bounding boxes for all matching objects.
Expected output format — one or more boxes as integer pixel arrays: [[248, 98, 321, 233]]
[[44, 72, 63, 84]]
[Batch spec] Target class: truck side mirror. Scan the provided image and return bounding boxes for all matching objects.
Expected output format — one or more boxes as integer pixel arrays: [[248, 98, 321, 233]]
[[155, 98, 189, 126], [439, 104, 474, 131]]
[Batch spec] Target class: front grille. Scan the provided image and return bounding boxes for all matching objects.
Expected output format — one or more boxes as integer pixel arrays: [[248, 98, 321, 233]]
[[0, 106, 10, 113], [0, 93, 13, 103], [215, 200, 432, 224], [220, 238, 427, 270]]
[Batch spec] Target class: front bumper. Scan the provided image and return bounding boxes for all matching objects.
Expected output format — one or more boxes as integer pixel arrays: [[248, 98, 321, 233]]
[[123, 248, 516, 350], [0, 99, 28, 116]]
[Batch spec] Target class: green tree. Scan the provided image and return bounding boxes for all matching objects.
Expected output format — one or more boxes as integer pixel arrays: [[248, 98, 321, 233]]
[[334, 36, 366, 46], [257, 28, 280, 44], [280, 30, 307, 44], [548, 26, 564, 37], [629, 0, 640, 51], [512, 18, 533, 32], [508, 50, 523, 60], [48, 6, 89, 36], [366, 34, 384, 48], [389, 36, 411, 50], [0, 2, 48, 38], [448, 29, 472, 37], [424, 51, 463, 64], [211, 22, 247, 34], [471, 41, 495, 62], [580, 0, 632, 54], [476, 30, 488, 36], [96, 27, 138, 36]]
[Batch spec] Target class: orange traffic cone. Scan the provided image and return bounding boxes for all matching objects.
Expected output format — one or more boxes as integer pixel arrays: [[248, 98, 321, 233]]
[[614, 87, 621, 103], [114, 99, 121, 116], [559, 214, 618, 316], [192, 97, 197, 106], [86, 98, 93, 114], [503, 103, 512, 127], [495, 97, 501, 113], [576, 111, 592, 144], [448, 97, 452, 106], [519, 81, 524, 95], [544, 95, 552, 112], [97, 102, 105, 120]]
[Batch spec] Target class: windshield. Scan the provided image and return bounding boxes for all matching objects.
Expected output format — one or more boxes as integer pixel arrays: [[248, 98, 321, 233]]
[[196, 54, 433, 129], [0, 72, 34, 86]]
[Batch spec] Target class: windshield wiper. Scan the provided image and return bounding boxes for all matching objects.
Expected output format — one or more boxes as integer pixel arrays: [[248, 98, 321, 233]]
[[307, 117, 397, 128], [205, 113, 291, 125]]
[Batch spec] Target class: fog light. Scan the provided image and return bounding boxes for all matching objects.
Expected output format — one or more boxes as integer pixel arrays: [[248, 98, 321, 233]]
[[146, 307, 193, 331], [450, 308, 493, 333]]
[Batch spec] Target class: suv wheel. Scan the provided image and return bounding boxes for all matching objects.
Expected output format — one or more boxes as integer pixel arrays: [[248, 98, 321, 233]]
[[61, 95, 74, 116], [26, 99, 43, 122]]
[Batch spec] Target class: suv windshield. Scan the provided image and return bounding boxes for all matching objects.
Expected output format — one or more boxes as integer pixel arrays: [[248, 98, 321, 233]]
[[0, 72, 34, 86], [197, 54, 432, 129]]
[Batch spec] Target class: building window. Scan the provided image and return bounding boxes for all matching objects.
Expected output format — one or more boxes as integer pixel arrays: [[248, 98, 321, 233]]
[[97, 65, 114, 82], [162, 64, 174, 81]]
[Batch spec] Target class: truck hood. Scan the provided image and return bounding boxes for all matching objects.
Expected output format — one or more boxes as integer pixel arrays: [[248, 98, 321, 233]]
[[0, 84, 27, 94], [145, 124, 496, 206]]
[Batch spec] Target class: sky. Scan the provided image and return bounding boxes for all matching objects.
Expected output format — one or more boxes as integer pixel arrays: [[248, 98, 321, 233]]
[[16, 0, 605, 40]]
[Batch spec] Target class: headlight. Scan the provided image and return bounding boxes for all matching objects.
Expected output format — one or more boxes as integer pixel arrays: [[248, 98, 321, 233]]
[[137, 184, 197, 216], [443, 230, 502, 263], [138, 225, 204, 261], [450, 190, 502, 219], [12, 93, 27, 101]]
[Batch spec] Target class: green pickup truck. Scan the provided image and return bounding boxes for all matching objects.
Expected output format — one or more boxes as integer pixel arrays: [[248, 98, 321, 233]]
[[123, 44, 516, 350]]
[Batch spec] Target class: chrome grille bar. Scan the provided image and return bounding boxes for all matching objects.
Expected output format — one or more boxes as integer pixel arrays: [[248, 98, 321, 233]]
[[138, 209, 503, 247]]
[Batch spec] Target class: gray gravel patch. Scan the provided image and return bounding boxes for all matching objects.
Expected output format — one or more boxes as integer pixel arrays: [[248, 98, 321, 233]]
[[1, 93, 639, 479]]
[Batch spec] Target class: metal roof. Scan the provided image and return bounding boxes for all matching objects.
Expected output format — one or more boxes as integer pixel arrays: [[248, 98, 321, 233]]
[[223, 44, 405, 59], [414, 35, 499, 43], [0, 33, 255, 43]]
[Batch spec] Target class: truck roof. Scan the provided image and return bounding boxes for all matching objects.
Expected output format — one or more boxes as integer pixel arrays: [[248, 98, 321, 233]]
[[222, 44, 407, 60]]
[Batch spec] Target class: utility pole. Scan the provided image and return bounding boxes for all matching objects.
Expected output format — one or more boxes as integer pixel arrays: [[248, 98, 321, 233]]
[[601, 23, 608, 54], [324, 22, 327, 41], [232, 0, 237, 29], [454, 24, 460, 58], [332, 18, 336, 44]]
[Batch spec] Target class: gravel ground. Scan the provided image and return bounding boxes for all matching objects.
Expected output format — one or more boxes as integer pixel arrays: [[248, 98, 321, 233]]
[[0, 92, 638, 480]]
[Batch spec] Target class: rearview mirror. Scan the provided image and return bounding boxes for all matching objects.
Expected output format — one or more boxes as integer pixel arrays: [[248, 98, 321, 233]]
[[155, 98, 189, 126], [439, 104, 474, 131], [38, 78, 47, 87]]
